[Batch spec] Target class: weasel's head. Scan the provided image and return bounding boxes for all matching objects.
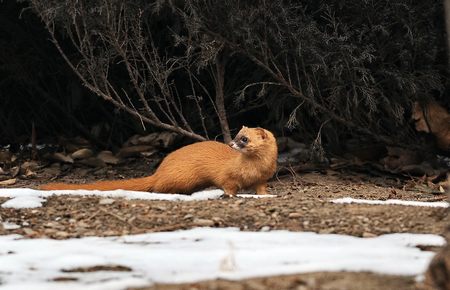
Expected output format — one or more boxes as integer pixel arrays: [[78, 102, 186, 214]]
[[229, 126, 277, 156]]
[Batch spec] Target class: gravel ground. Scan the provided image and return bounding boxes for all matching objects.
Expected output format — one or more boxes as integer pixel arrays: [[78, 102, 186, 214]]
[[0, 160, 447, 289]]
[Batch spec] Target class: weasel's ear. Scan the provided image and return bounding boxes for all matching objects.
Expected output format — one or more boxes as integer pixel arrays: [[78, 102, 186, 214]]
[[255, 127, 267, 139], [242, 125, 248, 129]]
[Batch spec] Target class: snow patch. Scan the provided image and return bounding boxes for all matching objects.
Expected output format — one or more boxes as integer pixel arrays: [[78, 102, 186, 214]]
[[0, 188, 276, 209], [0, 228, 444, 290], [1, 196, 47, 209], [1, 222, 21, 230], [331, 197, 449, 208]]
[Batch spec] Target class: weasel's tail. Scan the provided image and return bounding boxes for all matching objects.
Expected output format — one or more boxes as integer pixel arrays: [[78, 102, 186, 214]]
[[39, 176, 155, 192]]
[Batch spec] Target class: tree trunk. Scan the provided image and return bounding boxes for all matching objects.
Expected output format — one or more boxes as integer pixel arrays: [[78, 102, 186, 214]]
[[444, 0, 450, 67], [214, 53, 232, 143]]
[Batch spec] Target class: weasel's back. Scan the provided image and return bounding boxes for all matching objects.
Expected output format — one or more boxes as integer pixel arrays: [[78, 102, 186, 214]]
[[150, 141, 238, 193]]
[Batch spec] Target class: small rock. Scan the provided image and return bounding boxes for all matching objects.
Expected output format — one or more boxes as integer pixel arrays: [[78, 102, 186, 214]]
[[44, 228, 56, 235], [71, 148, 94, 160], [154, 205, 167, 211], [97, 151, 121, 165], [22, 228, 37, 236], [77, 221, 90, 228], [44, 222, 65, 230], [183, 214, 194, 220], [117, 145, 156, 158], [234, 200, 245, 205], [266, 207, 278, 213], [193, 218, 214, 227], [22, 161, 39, 171], [212, 217, 223, 223], [2, 222, 21, 230], [50, 153, 74, 164], [260, 226, 271, 232], [77, 157, 106, 168], [44, 163, 61, 176], [362, 232, 377, 238], [155, 132, 178, 148], [319, 228, 334, 234], [288, 212, 302, 218], [137, 133, 158, 145], [0, 151, 13, 164], [123, 134, 141, 147], [55, 231, 69, 239], [99, 198, 115, 205]]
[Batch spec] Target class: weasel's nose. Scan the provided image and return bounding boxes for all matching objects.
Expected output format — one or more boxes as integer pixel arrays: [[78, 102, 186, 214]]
[[229, 141, 239, 150]]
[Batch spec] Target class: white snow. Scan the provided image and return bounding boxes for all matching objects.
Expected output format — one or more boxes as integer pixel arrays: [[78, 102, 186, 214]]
[[1, 196, 47, 209], [332, 197, 449, 208], [0, 188, 276, 209], [1, 222, 21, 230], [0, 227, 444, 290]]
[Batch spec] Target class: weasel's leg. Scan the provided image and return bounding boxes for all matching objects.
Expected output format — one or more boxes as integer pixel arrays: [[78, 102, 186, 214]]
[[254, 183, 268, 195], [222, 184, 238, 197]]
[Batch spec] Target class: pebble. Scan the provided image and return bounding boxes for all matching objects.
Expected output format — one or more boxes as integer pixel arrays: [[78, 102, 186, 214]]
[[362, 232, 377, 238], [193, 218, 214, 227], [22, 228, 37, 236], [183, 214, 194, 220], [319, 228, 334, 234], [212, 217, 223, 223], [99, 198, 115, 205], [154, 205, 167, 211], [234, 200, 245, 205], [71, 148, 94, 160], [288, 212, 302, 218], [260, 226, 271, 232], [55, 231, 69, 239]]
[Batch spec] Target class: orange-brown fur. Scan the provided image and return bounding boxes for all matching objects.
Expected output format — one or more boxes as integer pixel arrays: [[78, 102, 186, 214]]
[[412, 102, 450, 151], [40, 127, 278, 196]]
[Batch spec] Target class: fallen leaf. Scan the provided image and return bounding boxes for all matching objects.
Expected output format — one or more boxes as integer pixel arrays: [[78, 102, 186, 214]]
[[0, 178, 16, 185], [10, 166, 20, 178]]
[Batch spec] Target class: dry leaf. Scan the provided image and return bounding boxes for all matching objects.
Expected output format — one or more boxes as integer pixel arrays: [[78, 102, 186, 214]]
[[10, 166, 20, 178], [25, 168, 37, 178], [0, 178, 16, 186]]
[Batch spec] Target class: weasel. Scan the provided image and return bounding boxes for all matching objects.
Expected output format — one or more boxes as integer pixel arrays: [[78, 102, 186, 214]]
[[40, 127, 278, 196]]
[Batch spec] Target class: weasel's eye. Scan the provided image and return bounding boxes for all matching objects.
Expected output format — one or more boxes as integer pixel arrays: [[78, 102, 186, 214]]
[[241, 136, 248, 143]]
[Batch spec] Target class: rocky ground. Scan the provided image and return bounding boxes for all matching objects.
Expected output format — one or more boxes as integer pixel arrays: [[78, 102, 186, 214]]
[[0, 157, 449, 289]]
